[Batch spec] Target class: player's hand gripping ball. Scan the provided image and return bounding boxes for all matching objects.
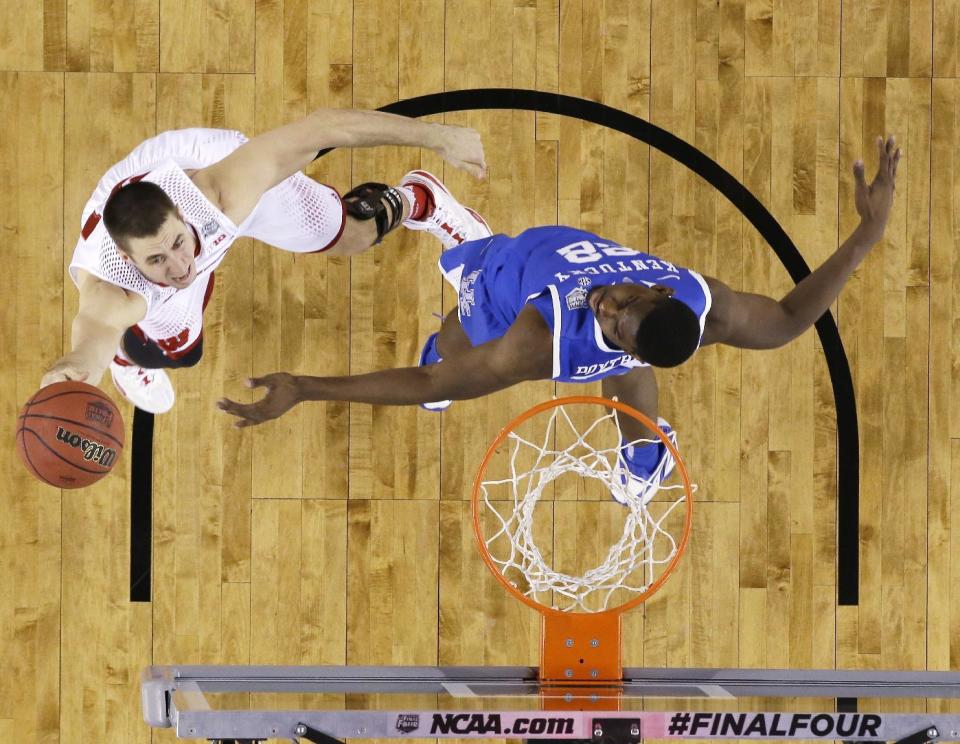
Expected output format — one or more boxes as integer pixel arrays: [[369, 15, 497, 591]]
[[16, 381, 125, 488]]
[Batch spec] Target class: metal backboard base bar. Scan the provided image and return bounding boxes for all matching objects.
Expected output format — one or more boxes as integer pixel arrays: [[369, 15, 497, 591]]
[[141, 665, 960, 741], [143, 665, 960, 713]]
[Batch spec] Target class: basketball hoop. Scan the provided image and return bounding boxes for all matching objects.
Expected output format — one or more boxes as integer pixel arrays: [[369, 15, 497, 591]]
[[471, 396, 695, 708]]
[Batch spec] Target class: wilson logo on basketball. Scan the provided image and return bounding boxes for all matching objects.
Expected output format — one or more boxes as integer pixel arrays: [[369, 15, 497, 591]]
[[55, 427, 118, 467], [85, 401, 114, 427]]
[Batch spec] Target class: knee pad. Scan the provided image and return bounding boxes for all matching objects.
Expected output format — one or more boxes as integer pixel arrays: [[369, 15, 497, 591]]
[[343, 182, 404, 245]]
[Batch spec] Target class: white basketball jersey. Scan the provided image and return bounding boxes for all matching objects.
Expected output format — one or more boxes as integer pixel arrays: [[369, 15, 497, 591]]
[[70, 130, 245, 359], [69, 128, 344, 360]]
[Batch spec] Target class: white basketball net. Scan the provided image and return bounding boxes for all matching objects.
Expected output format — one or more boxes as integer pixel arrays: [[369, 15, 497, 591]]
[[476, 402, 694, 613]]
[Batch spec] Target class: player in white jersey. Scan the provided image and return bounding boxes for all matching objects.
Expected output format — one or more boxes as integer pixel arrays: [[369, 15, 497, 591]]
[[219, 136, 901, 468], [40, 109, 491, 413]]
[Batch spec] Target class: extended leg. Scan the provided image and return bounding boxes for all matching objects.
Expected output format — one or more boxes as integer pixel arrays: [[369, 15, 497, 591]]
[[436, 308, 472, 358], [329, 183, 412, 256], [326, 170, 492, 257], [601, 366, 660, 442], [603, 367, 676, 505], [416, 309, 472, 412]]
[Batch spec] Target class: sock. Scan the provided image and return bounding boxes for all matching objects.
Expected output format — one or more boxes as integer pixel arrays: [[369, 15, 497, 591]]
[[399, 184, 434, 221], [113, 346, 133, 366], [622, 439, 662, 478]]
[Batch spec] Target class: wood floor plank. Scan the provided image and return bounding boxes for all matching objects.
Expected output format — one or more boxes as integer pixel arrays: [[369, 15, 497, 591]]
[[0, 0, 45, 71]]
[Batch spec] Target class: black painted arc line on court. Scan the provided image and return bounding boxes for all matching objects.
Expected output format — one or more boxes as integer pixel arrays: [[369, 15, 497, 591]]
[[129, 88, 860, 607], [129, 408, 153, 601]]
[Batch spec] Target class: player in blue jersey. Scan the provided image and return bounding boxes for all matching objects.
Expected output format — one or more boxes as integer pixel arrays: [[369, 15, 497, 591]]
[[220, 136, 900, 492]]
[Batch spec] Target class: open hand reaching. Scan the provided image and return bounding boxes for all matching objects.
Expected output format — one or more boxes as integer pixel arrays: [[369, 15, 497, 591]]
[[853, 135, 901, 243], [218, 373, 301, 428]]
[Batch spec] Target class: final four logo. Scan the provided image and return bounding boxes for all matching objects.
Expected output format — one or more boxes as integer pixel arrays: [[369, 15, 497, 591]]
[[565, 277, 592, 311], [395, 714, 420, 734]]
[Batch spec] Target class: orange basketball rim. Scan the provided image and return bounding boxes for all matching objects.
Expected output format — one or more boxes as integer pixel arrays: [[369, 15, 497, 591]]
[[470, 396, 694, 709]]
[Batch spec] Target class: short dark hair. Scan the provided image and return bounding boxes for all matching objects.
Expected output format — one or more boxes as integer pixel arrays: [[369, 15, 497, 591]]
[[634, 297, 701, 367], [102, 181, 177, 252]]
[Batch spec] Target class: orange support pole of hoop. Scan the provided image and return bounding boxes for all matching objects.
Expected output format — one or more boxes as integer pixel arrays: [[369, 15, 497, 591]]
[[539, 610, 624, 710]]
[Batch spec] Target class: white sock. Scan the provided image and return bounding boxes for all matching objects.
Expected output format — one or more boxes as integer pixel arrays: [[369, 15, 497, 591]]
[[113, 345, 133, 365]]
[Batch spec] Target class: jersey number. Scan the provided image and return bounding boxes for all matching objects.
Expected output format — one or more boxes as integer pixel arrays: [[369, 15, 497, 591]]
[[556, 240, 636, 264]]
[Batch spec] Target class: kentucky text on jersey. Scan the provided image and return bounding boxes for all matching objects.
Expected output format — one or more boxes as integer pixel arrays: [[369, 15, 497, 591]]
[[550, 240, 680, 282], [438, 226, 712, 383]]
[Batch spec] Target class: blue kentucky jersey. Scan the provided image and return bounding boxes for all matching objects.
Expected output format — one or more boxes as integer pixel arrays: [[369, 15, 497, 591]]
[[438, 225, 712, 383]]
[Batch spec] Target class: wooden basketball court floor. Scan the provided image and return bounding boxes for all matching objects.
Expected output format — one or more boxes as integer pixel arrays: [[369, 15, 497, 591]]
[[2, 0, 960, 741]]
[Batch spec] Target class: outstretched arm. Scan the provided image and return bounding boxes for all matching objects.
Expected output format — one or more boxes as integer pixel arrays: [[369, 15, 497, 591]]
[[198, 108, 486, 224], [218, 307, 554, 428], [702, 135, 901, 350], [41, 271, 147, 388]]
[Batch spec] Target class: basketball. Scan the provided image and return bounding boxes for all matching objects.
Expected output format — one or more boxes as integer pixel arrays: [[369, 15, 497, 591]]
[[15, 381, 125, 489]]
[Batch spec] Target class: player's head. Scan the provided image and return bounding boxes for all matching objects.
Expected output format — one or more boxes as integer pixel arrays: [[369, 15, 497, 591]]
[[587, 283, 700, 367], [103, 181, 197, 289]]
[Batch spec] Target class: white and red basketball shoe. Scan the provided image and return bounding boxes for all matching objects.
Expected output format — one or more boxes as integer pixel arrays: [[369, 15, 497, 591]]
[[401, 170, 492, 249], [110, 358, 176, 414]]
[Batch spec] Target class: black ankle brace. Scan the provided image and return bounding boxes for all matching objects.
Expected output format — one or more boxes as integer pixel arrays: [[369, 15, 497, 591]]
[[342, 182, 405, 245]]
